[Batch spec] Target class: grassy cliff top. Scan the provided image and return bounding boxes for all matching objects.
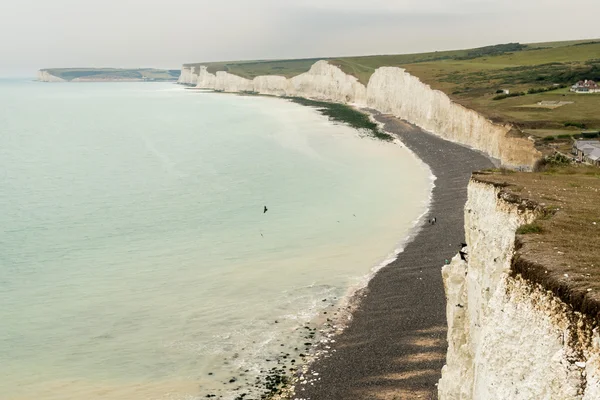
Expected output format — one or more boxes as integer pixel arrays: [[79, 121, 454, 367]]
[[184, 39, 600, 134], [41, 68, 180, 81], [474, 165, 600, 318]]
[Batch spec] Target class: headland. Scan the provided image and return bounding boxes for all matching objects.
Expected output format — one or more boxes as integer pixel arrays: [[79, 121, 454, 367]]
[[37, 68, 180, 82]]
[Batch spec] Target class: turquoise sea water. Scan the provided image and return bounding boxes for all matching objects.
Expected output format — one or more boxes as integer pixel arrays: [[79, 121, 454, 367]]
[[0, 80, 431, 399]]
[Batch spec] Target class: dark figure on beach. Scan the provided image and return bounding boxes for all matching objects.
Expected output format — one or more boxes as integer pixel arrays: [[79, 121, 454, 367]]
[[263, 206, 268, 214], [459, 251, 467, 261], [431, 217, 437, 225], [461, 242, 467, 248]]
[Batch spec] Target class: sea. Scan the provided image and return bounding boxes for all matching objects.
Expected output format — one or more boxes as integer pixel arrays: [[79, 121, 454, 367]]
[[0, 80, 432, 400]]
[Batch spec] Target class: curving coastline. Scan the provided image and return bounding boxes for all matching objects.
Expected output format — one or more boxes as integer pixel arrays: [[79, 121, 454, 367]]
[[179, 61, 541, 169], [296, 114, 494, 400], [178, 60, 599, 398], [176, 83, 495, 397]]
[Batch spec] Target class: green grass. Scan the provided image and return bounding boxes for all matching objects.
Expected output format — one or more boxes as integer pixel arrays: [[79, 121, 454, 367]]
[[284, 97, 393, 141], [184, 59, 323, 80], [516, 223, 544, 234], [184, 38, 600, 135], [525, 38, 600, 49]]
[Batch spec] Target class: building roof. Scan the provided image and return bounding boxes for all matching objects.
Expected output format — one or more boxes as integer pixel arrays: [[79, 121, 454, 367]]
[[574, 140, 600, 150], [587, 148, 600, 161], [574, 80, 599, 89], [575, 140, 600, 161]]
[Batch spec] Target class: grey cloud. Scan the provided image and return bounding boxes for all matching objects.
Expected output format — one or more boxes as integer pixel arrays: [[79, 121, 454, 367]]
[[0, 0, 598, 76]]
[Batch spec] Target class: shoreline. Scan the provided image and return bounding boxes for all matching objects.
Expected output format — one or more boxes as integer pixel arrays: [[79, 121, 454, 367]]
[[180, 88, 490, 399], [295, 113, 494, 400]]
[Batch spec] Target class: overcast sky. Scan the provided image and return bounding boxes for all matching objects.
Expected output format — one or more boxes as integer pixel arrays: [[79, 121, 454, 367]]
[[1, 0, 598, 76]]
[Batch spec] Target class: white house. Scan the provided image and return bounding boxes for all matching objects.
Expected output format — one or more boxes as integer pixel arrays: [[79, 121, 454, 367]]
[[570, 80, 600, 93]]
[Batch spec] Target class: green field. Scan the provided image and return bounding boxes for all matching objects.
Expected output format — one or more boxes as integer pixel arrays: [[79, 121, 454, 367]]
[[42, 68, 180, 81], [184, 39, 600, 136]]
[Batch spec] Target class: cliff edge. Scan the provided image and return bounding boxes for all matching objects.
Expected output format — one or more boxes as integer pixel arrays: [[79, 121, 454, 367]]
[[439, 170, 600, 399]]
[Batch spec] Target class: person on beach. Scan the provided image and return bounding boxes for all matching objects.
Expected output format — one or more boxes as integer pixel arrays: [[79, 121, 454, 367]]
[[263, 206, 268, 214]]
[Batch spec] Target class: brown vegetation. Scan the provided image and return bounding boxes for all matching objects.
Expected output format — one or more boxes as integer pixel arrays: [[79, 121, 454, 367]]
[[475, 166, 600, 318]]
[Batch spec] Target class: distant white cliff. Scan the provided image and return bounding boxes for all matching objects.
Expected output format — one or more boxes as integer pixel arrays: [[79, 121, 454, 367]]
[[37, 70, 66, 82], [178, 61, 540, 169]]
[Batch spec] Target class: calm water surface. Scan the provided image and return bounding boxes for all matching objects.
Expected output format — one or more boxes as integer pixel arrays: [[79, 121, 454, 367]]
[[0, 80, 432, 399]]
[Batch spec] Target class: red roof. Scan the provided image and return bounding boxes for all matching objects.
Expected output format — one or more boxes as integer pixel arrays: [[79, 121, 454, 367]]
[[576, 80, 599, 88]]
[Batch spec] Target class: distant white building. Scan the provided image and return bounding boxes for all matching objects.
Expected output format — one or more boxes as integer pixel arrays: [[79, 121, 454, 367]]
[[570, 80, 600, 93]]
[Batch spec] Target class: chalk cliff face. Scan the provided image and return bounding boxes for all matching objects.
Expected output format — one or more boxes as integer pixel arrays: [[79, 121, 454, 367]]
[[178, 66, 198, 85], [366, 68, 538, 168], [182, 60, 540, 169], [37, 70, 66, 82], [438, 179, 600, 399]]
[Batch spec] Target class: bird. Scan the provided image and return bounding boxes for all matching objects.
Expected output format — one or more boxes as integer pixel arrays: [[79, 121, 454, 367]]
[[263, 206, 268, 214]]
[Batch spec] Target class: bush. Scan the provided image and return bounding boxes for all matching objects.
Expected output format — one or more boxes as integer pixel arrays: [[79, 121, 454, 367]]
[[457, 43, 527, 60], [516, 223, 544, 234], [557, 134, 572, 139], [564, 122, 587, 129], [534, 153, 573, 171], [493, 92, 525, 100], [582, 131, 600, 139], [527, 84, 567, 94], [543, 136, 556, 141]]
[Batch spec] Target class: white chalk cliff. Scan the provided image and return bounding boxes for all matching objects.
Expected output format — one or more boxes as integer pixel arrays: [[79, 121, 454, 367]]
[[177, 61, 599, 398], [179, 60, 540, 169], [178, 66, 199, 85], [438, 178, 600, 399], [37, 70, 66, 82]]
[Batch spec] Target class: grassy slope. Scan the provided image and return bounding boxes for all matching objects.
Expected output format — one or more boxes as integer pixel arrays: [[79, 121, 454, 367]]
[[340, 41, 600, 131], [43, 68, 180, 81], [185, 39, 600, 134]]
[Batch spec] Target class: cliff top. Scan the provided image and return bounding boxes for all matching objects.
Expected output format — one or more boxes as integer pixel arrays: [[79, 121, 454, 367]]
[[40, 68, 180, 81], [183, 38, 600, 137], [474, 166, 600, 319]]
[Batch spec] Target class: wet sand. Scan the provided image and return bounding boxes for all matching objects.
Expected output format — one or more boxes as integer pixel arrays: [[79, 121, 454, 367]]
[[298, 115, 494, 400]]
